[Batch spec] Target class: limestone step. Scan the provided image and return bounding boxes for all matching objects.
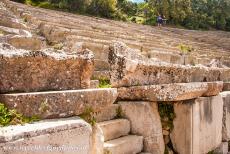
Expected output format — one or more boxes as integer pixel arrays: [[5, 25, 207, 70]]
[[104, 135, 143, 154], [0, 88, 117, 119], [0, 116, 92, 154], [98, 119, 130, 141], [95, 104, 120, 122]]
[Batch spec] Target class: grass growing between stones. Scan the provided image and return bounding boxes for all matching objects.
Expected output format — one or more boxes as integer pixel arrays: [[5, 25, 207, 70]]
[[177, 43, 194, 54], [0, 103, 40, 127], [0, 30, 5, 36], [98, 78, 111, 88], [115, 105, 123, 119], [79, 107, 97, 126]]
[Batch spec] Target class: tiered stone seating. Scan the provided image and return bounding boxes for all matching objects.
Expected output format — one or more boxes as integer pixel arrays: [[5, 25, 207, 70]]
[[1, 1, 230, 153], [2, 0, 230, 72]]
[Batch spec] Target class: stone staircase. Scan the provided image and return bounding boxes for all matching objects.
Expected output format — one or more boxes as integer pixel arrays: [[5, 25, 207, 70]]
[[98, 119, 144, 154]]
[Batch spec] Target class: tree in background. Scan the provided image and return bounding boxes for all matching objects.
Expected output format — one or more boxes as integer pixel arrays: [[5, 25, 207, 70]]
[[48, 0, 91, 12], [88, 0, 117, 18], [11, 0, 230, 31], [147, 0, 230, 30]]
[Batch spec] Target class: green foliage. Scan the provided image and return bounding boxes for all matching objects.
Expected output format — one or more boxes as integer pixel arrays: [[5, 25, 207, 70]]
[[13, 0, 230, 31], [158, 103, 175, 132], [79, 107, 96, 126], [144, 16, 157, 25], [88, 0, 117, 18], [56, 0, 91, 12], [146, 0, 230, 30], [0, 103, 39, 127], [98, 78, 112, 88], [177, 43, 194, 54], [38, 1, 56, 9]]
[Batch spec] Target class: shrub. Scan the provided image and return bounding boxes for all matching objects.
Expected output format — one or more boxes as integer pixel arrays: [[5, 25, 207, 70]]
[[177, 43, 194, 54], [98, 77, 112, 88], [144, 16, 157, 26], [0, 103, 39, 127]]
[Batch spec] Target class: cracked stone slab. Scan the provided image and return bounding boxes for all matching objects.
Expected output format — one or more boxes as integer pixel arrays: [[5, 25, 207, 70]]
[[118, 81, 223, 102], [0, 88, 117, 119], [0, 43, 94, 93], [108, 42, 230, 87], [0, 117, 92, 154]]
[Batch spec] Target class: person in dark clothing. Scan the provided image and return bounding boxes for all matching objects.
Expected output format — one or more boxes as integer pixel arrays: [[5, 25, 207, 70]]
[[157, 15, 163, 27]]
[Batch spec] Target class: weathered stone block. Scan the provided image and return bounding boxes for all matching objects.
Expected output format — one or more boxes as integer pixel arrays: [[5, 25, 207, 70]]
[[0, 88, 117, 119], [146, 50, 183, 64], [90, 80, 99, 88], [0, 15, 27, 30], [7, 35, 45, 50], [0, 43, 94, 93], [95, 104, 119, 122], [171, 95, 223, 154], [98, 119, 130, 141], [118, 81, 223, 102], [0, 117, 92, 154], [220, 91, 230, 141], [39, 23, 70, 44], [108, 42, 230, 87], [0, 25, 31, 36], [104, 135, 143, 154], [119, 101, 164, 154]]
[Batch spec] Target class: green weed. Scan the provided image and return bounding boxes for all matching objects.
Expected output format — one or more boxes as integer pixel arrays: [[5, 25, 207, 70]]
[[0, 103, 39, 127], [98, 78, 111, 88], [79, 107, 96, 126]]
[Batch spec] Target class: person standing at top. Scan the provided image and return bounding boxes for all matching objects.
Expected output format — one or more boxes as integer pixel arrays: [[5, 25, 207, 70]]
[[157, 15, 163, 27]]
